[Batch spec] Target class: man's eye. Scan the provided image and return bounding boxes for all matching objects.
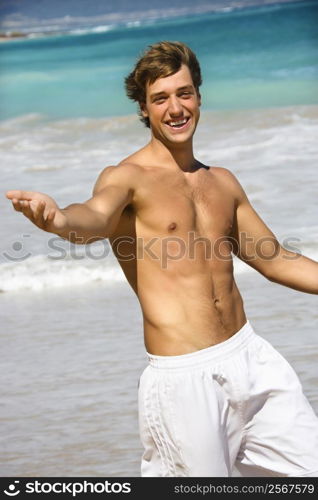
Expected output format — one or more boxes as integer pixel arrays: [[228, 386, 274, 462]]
[[154, 97, 166, 103]]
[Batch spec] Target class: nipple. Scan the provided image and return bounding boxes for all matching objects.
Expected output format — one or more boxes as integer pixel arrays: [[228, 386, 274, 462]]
[[168, 222, 177, 231]]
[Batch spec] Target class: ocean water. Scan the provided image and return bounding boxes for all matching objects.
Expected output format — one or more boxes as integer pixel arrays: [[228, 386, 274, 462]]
[[1, 0, 318, 119], [0, 0, 318, 477]]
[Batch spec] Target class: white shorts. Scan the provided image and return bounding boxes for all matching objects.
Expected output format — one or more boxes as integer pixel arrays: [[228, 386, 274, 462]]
[[138, 321, 318, 477]]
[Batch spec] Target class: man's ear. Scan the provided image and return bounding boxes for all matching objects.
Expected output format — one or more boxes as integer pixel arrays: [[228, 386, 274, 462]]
[[140, 102, 148, 118], [197, 92, 201, 107]]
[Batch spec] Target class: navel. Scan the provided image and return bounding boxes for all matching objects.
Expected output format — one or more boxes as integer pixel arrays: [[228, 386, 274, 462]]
[[168, 222, 177, 231], [213, 296, 221, 308]]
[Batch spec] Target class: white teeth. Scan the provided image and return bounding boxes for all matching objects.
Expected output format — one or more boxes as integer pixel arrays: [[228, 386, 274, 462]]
[[169, 118, 188, 127]]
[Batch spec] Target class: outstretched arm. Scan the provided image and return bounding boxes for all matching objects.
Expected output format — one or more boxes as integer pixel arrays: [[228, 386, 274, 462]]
[[223, 169, 318, 294], [6, 164, 135, 244]]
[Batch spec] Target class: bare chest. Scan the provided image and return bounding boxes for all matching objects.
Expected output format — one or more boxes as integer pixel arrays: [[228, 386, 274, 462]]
[[135, 170, 234, 240]]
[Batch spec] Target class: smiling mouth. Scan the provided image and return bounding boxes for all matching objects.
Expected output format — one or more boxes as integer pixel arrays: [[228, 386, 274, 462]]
[[166, 117, 190, 129]]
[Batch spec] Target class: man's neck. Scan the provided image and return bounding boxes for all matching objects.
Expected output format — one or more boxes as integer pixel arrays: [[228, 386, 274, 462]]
[[148, 136, 197, 172]]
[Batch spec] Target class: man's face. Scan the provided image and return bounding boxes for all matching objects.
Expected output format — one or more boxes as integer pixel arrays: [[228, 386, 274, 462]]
[[141, 64, 201, 146]]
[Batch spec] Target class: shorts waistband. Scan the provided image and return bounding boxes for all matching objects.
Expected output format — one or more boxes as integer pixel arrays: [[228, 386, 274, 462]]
[[147, 320, 256, 370]]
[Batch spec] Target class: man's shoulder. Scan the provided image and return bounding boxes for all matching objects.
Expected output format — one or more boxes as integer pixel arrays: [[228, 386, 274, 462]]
[[100, 161, 143, 177], [95, 161, 144, 187], [210, 166, 243, 187], [208, 166, 246, 202], [91, 161, 143, 199], [209, 166, 237, 182]]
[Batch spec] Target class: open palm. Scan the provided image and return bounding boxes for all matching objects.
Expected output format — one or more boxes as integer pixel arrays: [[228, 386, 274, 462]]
[[6, 190, 67, 233]]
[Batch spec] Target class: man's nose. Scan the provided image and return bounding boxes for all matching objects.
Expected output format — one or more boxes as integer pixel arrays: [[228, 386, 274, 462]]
[[168, 96, 183, 115]]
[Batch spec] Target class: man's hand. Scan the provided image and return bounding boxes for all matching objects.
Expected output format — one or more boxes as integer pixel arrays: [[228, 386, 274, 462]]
[[6, 164, 136, 243], [6, 190, 67, 234]]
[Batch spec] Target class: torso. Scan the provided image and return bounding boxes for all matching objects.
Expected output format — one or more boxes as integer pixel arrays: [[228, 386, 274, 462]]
[[109, 161, 246, 355]]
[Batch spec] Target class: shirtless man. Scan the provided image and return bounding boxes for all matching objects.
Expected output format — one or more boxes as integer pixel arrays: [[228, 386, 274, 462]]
[[6, 41, 318, 477]]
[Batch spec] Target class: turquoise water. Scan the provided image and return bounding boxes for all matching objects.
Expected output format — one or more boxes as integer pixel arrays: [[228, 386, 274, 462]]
[[0, 0, 317, 119]]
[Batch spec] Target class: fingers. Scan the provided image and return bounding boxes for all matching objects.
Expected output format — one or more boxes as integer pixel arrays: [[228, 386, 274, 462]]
[[11, 199, 51, 226], [46, 208, 56, 223], [30, 199, 44, 222], [17, 200, 35, 220], [32, 200, 53, 223], [11, 198, 23, 212], [21, 200, 34, 220], [6, 190, 36, 201]]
